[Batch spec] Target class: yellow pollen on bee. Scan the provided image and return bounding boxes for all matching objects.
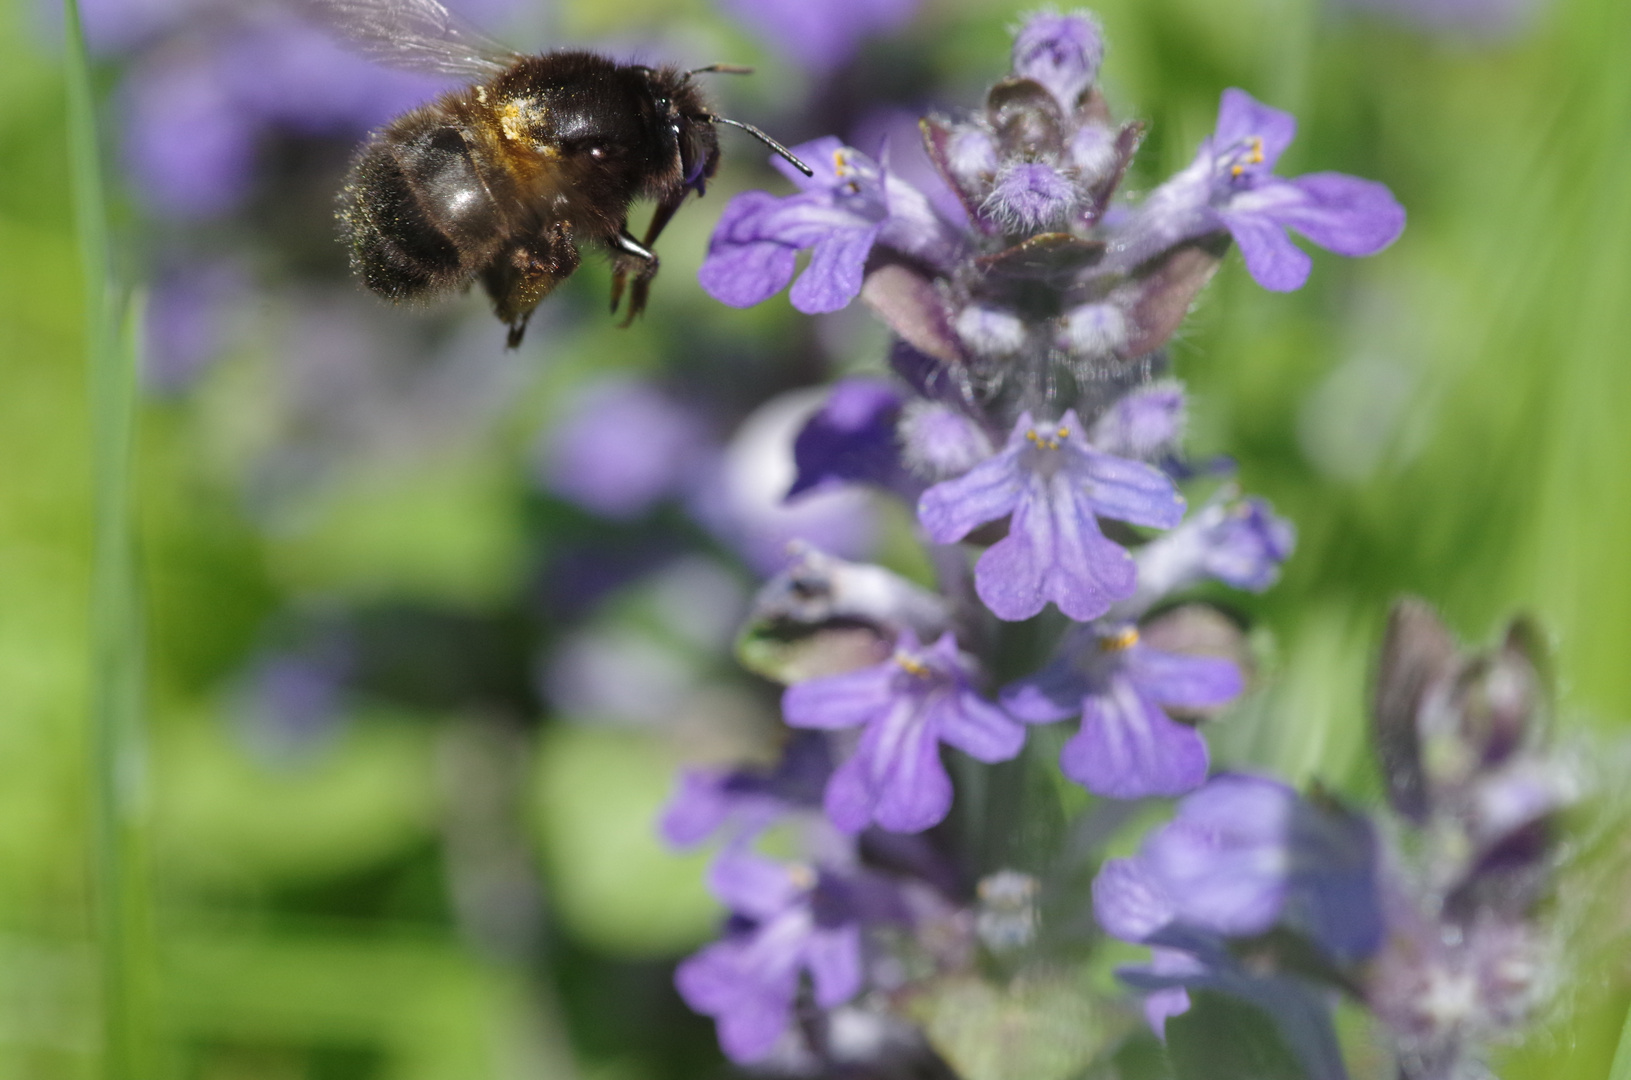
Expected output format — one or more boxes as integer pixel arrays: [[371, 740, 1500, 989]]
[[476, 85, 489, 104], [895, 653, 931, 678], [787, 863, 817, 890], [499, 98, 540, 143], [1098, 627, 1141, 652]]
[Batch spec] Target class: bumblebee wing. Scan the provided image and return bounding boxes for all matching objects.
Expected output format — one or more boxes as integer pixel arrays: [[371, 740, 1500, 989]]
[[303, 0, 521, 78]]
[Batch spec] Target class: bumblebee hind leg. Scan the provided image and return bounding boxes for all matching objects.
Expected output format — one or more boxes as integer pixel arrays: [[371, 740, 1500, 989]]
[[481, 225, 580, 348]]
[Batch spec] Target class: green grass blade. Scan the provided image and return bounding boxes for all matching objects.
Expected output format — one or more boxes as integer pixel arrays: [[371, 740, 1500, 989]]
[[62, 4, 159, 1079], [1611, 999, 1631, 1080]]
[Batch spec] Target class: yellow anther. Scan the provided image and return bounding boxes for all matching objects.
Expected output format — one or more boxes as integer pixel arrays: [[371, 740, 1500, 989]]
[[1026, 429, 1060, 451], [832, 148, 853, 176], [1057, 426, 1070, 439], [1098, 626, 1141, 652], [896, 653, 931, 678], [787, 863, 817, 890]]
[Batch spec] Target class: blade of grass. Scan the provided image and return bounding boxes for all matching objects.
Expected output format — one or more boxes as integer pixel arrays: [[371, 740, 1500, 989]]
[[1612, 999, 1631, 1080], [63, 4, 159, 1079]]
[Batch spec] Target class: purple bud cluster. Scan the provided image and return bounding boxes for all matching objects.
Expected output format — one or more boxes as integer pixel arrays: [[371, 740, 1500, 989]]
[[651, 12, 1564, 1074]]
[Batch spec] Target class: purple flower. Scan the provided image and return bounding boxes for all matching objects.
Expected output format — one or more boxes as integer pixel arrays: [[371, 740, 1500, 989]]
[[676, 849, 865, 1062], [716, 0, 920, 73], [123, 50, 257, 219], [918, 411, 1186, 622], [699, 138, 960, 314], [782, 630, 1025, 833], [1094, 775, 1383, 960], [1002, 622, 1240, 798], [788, 379, 911, 499], [660, 734, 833, 847], [1010, 11, 1104, 110], [534, 378, 711, 520], [1126, 493, 1297, 610], [1118, 89, 1405, 291]]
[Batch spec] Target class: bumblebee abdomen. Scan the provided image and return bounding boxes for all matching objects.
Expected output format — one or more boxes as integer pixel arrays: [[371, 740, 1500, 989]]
[[338, 118, 505, 301]]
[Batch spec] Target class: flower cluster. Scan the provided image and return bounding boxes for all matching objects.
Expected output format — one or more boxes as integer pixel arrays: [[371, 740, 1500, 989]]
[[1091, 599, 1569, 1080], [642, 12, 1559, 1076]]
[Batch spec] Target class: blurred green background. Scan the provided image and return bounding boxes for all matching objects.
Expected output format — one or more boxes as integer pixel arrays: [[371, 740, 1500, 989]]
[[2, 0, 1629, 1074]]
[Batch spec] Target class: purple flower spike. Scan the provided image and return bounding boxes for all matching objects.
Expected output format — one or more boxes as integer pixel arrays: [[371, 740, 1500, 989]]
[[676, 849, 864, 1062], [1010, 11, 1105, 110], [918, 411, 1186, 623], [782, 630, 1025, 833], [1119, 89, 1405, 290], [788, 378, 910, 498], [1002, 623, 1240, 798], [700, 138, 960, 315]]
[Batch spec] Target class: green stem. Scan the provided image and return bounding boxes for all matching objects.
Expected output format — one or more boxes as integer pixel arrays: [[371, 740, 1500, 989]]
[[63, 5, 157, 1079]]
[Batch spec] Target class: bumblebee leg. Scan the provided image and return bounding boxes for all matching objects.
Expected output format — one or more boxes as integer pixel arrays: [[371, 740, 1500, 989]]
[[482, 224, 580, 348], [609, 228, 659, 326]]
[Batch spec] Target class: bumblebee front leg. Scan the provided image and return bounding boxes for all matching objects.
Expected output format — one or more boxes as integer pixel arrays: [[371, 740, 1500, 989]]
[[608, 228, 659, 326]]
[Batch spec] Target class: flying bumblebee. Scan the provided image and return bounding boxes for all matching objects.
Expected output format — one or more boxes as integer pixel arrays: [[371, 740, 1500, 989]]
[[319, 0, 810, 347]]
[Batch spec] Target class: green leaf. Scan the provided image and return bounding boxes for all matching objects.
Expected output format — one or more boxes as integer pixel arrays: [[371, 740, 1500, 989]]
[[1166, 992, 1312, 1080]]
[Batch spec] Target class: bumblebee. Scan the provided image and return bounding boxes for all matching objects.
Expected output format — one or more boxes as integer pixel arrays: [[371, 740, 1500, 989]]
[[322, 0, 809, 346]]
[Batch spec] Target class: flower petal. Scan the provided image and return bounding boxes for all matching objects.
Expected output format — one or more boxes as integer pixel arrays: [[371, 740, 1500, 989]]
[[1059, 677, 1209, 797], [929, 689, 1026, 762], [999, 659, 1089, 723], [1092, 856, 1177, 942], [1076, 448, 1187, 529], [783, 661, 900, 730], [823, 754, 878, 833], [975, 469, 1137, 622], [1219, 204, 1313, 291], [1128, 649, 1244, 710], [791, 222, 882, 313], [916, 443, 1024, 542], [1213, 88, 1297, 172], [805, 923, 864, 1007], [1279, 172, 1406, 257], [861, 699, 955, 832], [708, 849, 805, 918]]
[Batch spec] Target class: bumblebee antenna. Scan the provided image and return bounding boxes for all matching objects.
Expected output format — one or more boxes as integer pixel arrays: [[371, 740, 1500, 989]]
[[688, 63, 755, 75], [703, 115, 814, 176]]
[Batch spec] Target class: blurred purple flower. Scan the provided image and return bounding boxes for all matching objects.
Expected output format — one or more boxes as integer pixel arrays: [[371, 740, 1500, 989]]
[[535, 378, 712, 520], [233, 637, 354, 761], [1116, 89, 1405, 290], [676, 849, 867, 1062], [123, 49, 258, 219], [144, 258, 248, 392], [788, 378, 911, 499], [699, 138, 961, 314], [716, 0, 919, 73], [782, 630, 1024, 833], [661, 734, 833, 847], [692, 390, 879, 575], [1095, 774, 1384, 964], [1002, 622, 1240, 798], [917, 410, 1186, 622]]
